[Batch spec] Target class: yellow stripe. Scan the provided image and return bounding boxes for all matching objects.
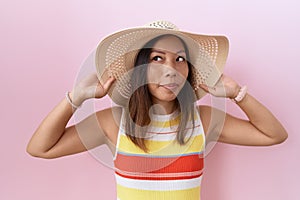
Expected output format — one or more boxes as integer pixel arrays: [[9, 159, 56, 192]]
[[118, 134, 205, 156], [117, 184, 200, 200]]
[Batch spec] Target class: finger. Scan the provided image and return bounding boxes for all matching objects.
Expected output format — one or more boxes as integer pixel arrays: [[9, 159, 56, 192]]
[[199, 84, 216, 94], [102, 76, 116, 92], [207, 86, 217, 94], [199, 84, 209, 93]]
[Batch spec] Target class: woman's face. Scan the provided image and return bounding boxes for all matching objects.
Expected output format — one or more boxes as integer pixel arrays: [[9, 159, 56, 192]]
[[147, 36, 189, 104]]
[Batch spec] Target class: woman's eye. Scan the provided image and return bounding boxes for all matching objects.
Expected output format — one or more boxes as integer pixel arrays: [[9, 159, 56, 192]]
[[176, 56, 186, 62], [152, 56, 162, 61]]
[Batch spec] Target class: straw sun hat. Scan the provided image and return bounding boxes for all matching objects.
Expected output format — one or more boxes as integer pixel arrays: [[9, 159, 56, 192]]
[[95, 20, 229, 106]]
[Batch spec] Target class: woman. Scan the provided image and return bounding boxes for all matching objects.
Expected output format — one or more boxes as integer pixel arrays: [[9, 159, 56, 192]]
[[26, 21, 288, 200]]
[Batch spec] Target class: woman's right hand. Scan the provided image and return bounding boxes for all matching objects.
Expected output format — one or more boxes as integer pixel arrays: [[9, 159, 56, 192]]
[[70, 73, 116, 106]]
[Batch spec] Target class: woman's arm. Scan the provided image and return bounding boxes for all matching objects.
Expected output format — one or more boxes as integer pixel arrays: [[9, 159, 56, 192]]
[[26, 93, 84, 158], [199, 75, 288, 146], [26, 74, 116, 159]]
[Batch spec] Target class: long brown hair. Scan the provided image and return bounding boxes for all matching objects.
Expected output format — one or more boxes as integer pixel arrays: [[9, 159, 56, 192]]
[[125, 34, 197, 152]]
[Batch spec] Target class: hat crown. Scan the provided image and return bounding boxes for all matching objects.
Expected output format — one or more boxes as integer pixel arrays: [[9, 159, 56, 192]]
[[143, 20, 179, 30]]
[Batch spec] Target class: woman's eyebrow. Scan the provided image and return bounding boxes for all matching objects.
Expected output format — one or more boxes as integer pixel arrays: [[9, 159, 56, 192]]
[[151, 50, 166, 54], [177, 50, 186, 54]]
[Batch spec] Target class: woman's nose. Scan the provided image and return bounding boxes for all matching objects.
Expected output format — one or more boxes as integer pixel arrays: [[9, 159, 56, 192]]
[[163, 61, 177, 78], [164, 70, 176, 78]]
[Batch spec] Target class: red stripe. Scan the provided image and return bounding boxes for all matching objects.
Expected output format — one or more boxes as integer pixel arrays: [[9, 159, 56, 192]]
[[115, 171, 203, 180], [114, 154, 204, 173]]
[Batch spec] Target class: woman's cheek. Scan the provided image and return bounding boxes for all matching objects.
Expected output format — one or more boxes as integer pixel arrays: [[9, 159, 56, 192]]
[[147, 65, 162, 84]]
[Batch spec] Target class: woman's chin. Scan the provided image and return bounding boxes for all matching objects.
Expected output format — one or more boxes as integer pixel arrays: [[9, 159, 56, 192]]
[[152, 94, 178, 105]]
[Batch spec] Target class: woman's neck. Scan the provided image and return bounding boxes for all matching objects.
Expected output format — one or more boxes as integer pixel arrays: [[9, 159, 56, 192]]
[[150, 101, 178, 115]]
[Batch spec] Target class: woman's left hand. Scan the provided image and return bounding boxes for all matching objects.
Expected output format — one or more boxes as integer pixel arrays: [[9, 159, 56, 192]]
[[199, 74, 241, 99]]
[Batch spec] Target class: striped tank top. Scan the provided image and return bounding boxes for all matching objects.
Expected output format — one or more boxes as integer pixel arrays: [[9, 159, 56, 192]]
[[113, 106, 205, 200]]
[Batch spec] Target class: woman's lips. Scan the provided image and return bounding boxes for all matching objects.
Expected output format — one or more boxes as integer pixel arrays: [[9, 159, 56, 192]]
[[161, 83, 179, 91]]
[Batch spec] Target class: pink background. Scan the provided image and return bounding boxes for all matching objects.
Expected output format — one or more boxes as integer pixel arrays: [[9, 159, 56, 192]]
[[1, 0, 299, 199]]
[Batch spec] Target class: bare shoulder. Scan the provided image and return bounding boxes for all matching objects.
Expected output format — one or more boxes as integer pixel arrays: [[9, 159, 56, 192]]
[[95, 106, 123, 146], [197, 105, 211, 136], [196, 105, 226, 141]]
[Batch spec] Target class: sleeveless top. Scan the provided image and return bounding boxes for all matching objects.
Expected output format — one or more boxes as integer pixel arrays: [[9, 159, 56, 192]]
[[113, 106, 205, 200]]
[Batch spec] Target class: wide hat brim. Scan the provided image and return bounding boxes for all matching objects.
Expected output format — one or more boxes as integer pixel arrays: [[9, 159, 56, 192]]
[[95, 24, 229, 106]]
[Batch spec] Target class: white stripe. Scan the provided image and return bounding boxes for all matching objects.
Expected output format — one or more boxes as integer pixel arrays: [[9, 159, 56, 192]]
[[119, 126, 204, 142], [115, 173, 202, 191], [119, 118, 202, 135], [147, 127, 203, 141], [148, 119, 202, 133]]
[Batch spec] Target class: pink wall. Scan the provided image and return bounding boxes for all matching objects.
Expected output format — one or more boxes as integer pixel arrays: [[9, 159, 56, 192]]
[[1, 0, 299, 199]]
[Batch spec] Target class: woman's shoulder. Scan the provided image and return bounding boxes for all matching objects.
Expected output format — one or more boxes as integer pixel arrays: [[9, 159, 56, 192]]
[[196, 104, 226, 117], [95, 106, 123, 121], [95, 106, 123, 146], [196, 105, 212, 119], [196, 105, 220, 136], [196, 105, 209, 135], [196, 105, 228, 138]]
